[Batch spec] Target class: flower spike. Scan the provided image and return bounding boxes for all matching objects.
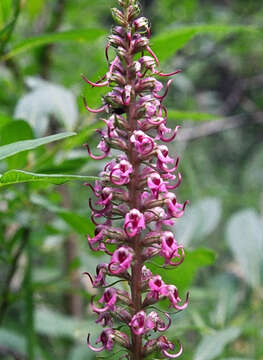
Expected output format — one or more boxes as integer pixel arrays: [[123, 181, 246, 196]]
[[83, 0, 190, 358]]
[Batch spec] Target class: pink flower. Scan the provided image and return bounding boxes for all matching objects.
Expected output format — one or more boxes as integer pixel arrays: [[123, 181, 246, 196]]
[[160, 231, 184, 266], [110, 159, 133, 185], [141, 265, 153, 281], [130, 130, 154, 155], [87, 328, 115, 352], [129, 311, 155, 335], [147, 172, 167, 197], [91, 288, 117, 314], [96, 187, 113, 206], [108, 246, 133, 274], [148, 311, 171, 332], [157, 145, 174, 165], [124, 209, 145, 237], [164, 285, 189, 310], [165, 193, 188, 218], [96, 312, 113, 327], [148, 275, 166, 300], [87, 226, 105, 251], [157, 336, 183, 359], [94, 263, 108, 287]]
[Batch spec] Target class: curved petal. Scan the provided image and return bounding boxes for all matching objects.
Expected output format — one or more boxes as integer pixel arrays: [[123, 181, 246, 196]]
[[83, 97, 107, 113], [110, 169, 128, 185], [174, 291, 189, 311], [162, 342, 183, 358], [155, 79, 173, 100], [82, 74, 109, 87], [108, 262, 123, 275], [146, 45, 159, 66], [84, 143, 108, 160], [90, 297, 110, 314], [124, 221, 137, 238], [82, 272, 94, 286], [157, 312, 172, 332], [166, 173, 182, 190], [159, 126, 181, 143], [87, 334, 105, 352], [155, 69, 182, 77], [168, 247, 185, 267]]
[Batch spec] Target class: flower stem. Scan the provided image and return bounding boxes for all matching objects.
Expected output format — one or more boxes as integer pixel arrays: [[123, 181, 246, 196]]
[[127, 74, 143, 360]]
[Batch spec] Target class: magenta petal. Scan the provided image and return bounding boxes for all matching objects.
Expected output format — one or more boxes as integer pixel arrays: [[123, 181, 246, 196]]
[[82, 74, 109, 87], [174, 292, 190, 311], [83, 97, 106, 113], [84, 143, 108, 160], [87, 334, 105, 352], [157, 312, 172, 332], [162, 342, 183, 358]]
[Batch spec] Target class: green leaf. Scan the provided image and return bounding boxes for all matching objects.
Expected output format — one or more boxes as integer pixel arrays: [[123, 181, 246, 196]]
[[0, 170, 99, 187], [35, 307, 97, 339], [0, 0, 20, 51], [0, 120, 34, 168], [168, 110, 219, 122], [177, 197, 222, 246], [226, 209, 263, 288], [151, 25, 260, 62], [148, 248, 216, 292], [0, 113, 12, 130], [0, 131, 75, 161], [1, 28, 106, 61], [59, 211, 95, 235], [194, 327, 241, 360], [30, 195, 95, 235]]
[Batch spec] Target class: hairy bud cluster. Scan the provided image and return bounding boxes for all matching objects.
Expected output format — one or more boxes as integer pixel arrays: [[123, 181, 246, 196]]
[[83, 0, 189, 359]]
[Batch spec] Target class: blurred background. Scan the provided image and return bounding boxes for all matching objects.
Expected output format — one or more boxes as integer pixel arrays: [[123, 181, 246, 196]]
[[0, 0, 263, 359]]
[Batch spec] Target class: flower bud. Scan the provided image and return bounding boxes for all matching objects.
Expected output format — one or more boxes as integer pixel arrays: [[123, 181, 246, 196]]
[[127, 4, 141, 22], [116, 46, 127, 58], [114, 330, 130, 349], [112, 26, 126, 38], [111, 8, 126, 26], [143, 338, 158, 355], [108, 34, 126, 49], [128, 61, 141, 74], [131, 36, 149, 53], [139, 55, 156, 70], [133, 17, 149, 31], [109, 72, 126, 86], [117, 0, 130, 7]]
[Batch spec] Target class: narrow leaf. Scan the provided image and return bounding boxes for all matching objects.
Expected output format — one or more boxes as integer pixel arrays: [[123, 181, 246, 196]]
[[30, 195, 95, 236], [0, 132, 75, 161], [152, 25, 260, 62], [2, 28, 106, 61], [0, 170, 98, 187], [168, 110, 219, 122]]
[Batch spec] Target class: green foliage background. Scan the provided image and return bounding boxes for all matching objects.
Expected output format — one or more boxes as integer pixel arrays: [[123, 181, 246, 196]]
[[0, 0, 263, 359]]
